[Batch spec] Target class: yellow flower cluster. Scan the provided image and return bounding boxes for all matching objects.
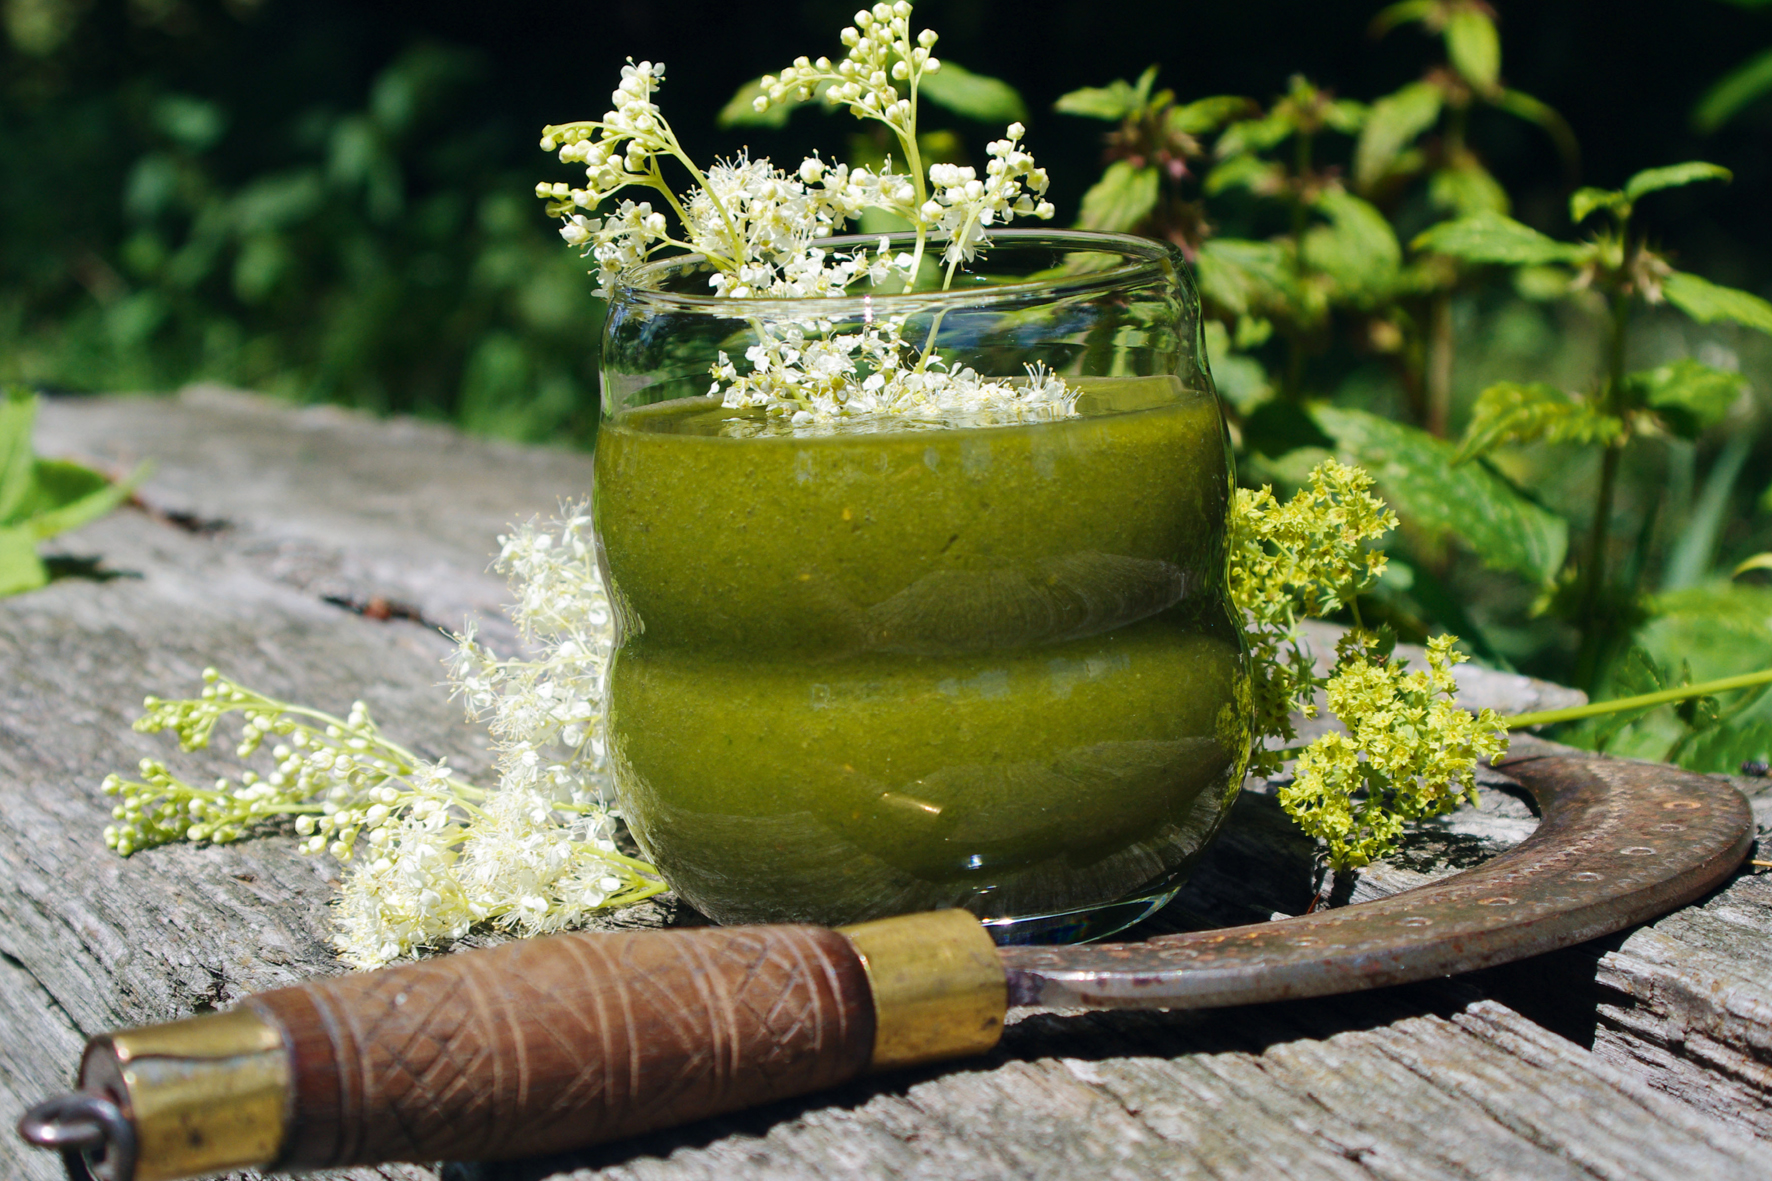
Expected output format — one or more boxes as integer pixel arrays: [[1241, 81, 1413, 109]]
[[1283, 633, 1510, 869], [1229, 458, 1396, 779], [1229, 458, 1510, 869]]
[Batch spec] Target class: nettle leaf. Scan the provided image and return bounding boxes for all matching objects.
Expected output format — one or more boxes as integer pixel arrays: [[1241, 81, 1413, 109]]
[[918, 62, 1029, 125], [0, 525, 47, 598], [1203, 153, 1282, 196], [1428, 160, 1509, 217], [1314, 405, 1569, 585], [1215, 111, 1293, 157], [1445, 8, 1502, 92], [1201, 321, 1273, 415], [1302, 190, 1402, 298], [1623, 161, 1732, 202], [1685, 720, 1772, 775], [1454, 382, 1625, 464], [1354, 81, 1444, 189], [1628, 359, 1747, 438], [1662, 271, 1772, 337], [1195, 238, 1295, 318], [1411, 212, 1582, 266], [1076, 160, 1159, 233], [1570, 186, 1627, 225], [1168, 95, 1257, 136], [1694, 47, 1772, 134], [1054, 66, 1158, 121], [0, 386, 37, 523], [1371, 0, 1439, 35], [1322, 99, 1368, 136]]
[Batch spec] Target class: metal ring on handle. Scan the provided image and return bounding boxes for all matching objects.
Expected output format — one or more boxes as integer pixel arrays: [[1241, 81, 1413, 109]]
[[17, 1092, 136, 1181], [1001, 743, 1756, 1008]]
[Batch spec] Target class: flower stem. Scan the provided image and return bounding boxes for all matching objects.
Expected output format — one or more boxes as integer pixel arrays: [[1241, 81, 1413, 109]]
[[1505, 667, 1772, 730]]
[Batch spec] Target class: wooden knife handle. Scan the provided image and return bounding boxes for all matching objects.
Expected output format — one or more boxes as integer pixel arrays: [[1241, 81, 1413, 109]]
[[248, 923, 874, 1167], [70, 910, 1003, 1180]]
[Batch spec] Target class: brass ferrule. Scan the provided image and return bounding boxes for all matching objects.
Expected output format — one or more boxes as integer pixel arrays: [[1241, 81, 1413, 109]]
[[79, 1007, 290, 1181], [838, 909, 1007, 1072]]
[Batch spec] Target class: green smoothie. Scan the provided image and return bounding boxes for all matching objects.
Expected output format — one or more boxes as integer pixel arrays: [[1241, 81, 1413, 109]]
[[594, 377, 1248, 929]]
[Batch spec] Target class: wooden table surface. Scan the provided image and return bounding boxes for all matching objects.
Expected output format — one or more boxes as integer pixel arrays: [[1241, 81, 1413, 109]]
[[4, 387, 1770, 1181]]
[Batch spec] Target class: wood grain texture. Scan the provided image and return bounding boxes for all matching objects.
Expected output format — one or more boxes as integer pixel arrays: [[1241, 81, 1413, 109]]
[[4, 387, 1770, 1181], [250, 925, 873, 1166]]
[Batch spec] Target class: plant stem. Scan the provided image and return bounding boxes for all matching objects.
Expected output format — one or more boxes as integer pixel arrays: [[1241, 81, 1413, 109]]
[[1573, 285, 1633, 689], [1505, 667, 1772, 730]]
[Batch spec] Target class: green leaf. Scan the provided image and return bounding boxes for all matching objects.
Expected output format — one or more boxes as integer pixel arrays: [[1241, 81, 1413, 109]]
[[1684, 720, 1772, 775], [1075, 160, 1159, 233], [1244, 400, 1334, 458], [1322, 99, 1368, 136], [1302, 190, 1402, 298], [919, 62, 1029, 125], [1569, 186, 1627, 225], [0, 386, 38, 523], [1168, 95, 1257, 136], [1445, 8, 1502, 92], [1354, 81, 1444, 189], [1195, 238, 1296, 318], [1313, 404, 1569, 584], [1202, 153, 1282, 196], [1371, 0, 1438, 35], [717, 76, 794, 128], [23, 460, 143, 541], [1623, 161, 1732, 202], [0, 525, 47, 597], [1411, 212, 1582, 266], [1627, 358, 1747, 437], [1662, 271, 1772, 337], [1428, 160, 1509, 216], [1454, 382, 1626, 464], [1694, 47, 1772, 133], [1215, 111, 1293, 158], [1490, 89, 1581, 177], [1054, 66, 1157, 121]]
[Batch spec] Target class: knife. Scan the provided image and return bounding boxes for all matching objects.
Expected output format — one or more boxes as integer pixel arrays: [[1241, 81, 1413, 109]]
[[19, 747, 1752, 1181]]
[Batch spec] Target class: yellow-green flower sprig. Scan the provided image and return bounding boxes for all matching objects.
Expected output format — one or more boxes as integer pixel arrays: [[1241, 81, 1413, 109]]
[[1230, 458, 1398, 780], [1282, 633, 1509, 869]]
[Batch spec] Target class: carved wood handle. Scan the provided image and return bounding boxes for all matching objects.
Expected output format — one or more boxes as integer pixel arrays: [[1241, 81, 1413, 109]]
[[248, 923, 874, 1168]]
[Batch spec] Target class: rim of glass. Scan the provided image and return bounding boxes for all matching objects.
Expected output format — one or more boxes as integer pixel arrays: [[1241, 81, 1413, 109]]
[[608, 227, 1184, 316]]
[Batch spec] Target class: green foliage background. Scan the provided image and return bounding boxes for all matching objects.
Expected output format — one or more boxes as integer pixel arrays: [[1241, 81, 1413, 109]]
[[10, 0, 1772, 743]]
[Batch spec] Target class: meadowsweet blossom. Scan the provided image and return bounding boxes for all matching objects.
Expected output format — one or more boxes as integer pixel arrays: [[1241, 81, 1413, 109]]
[[102, 504, 664, 968], [537, 1, 1065, 427]]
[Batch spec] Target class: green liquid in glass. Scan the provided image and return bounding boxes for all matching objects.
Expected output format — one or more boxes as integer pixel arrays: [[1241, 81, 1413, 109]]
[[594, 377, 1248, 930]]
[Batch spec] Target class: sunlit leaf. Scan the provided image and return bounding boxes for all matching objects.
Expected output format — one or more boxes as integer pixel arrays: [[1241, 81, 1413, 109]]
[[1411, 212, 1582, 266], [1215, 111, 1293, 157], [1662, 271, 1772, 337], [919, 62, 1029, 125], [1302, 190, 1401, 298], [1693, 47, 1772, 133], [717, 76, 796, 128], [1570, 186, 1626, 225], [0, 386, 37, 523], [1202, 154, 1282, 196], [1322, 99, 1367, 135], [1734, 553, 1772, 578], [1354, 81, 1443, 189], [1445, 8, 1501, 92], [1623, 161, 1732, 202], [1075, 160, 1159, 233], [1684, 720, 1772, 774], [1313, 405, 1569, 584], [1370, 0, 1439, 36], [1454, 382, 1625, 464], [1627, 358, 1748, 437], [1428, 159, 1509, 216], [0, 526, 47, 598], [1195, 238, 1295, 318], [22, 460, 146, 542], [1054, 67, 1156, 121], [1168, 95, 1258, 136]]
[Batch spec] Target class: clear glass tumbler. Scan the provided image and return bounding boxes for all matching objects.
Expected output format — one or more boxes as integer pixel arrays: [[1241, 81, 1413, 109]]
[[594, 228, 1248, 943]]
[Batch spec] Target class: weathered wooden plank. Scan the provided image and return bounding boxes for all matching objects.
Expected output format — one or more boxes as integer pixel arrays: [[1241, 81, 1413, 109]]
[[4, 387, 1768, 1181]]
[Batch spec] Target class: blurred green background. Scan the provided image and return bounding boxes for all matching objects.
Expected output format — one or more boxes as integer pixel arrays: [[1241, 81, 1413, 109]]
[[10, 0, 1772, 753]]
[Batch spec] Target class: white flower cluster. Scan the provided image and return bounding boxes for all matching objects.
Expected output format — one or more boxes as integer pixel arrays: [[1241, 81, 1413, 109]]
[[713, 317, 1076, 429], [537, 1, 1071, 430], [102, 506, 664, 969]]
